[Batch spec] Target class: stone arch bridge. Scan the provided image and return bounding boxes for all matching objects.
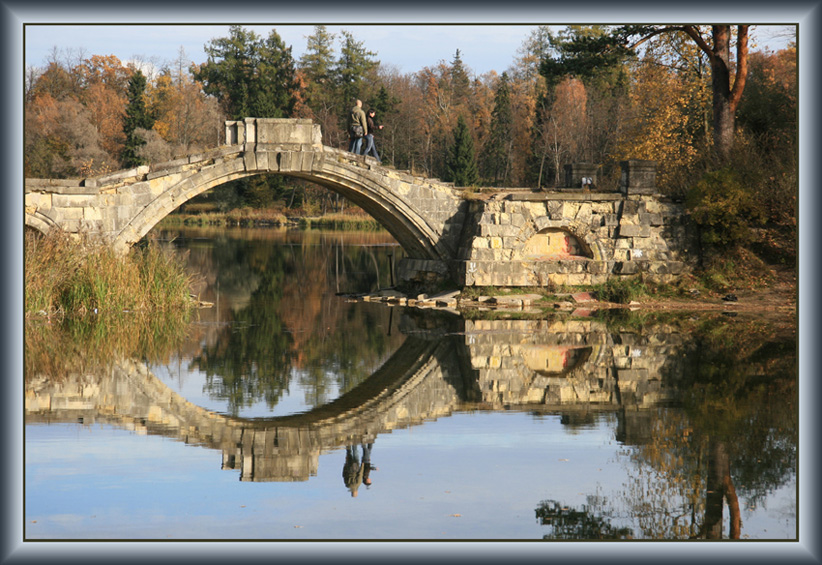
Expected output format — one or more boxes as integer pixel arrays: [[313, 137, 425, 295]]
[[24, 118, 691, 286]]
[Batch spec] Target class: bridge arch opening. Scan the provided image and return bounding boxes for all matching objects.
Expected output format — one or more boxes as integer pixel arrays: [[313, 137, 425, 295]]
[[521, 228, 593, 261], [519, 344, 594, 377], [118, 158, 454, 267]]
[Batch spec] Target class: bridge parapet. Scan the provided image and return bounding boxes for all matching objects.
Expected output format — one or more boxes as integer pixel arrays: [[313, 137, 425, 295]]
[[225, 117, 323, 151]]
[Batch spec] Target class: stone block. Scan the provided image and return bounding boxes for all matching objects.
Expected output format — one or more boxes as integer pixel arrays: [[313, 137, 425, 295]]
[[640, 212, 663, 226], [619, 160, 657, 194], [586, 261, 609, 274], [25, 192, 52, 210], [618, 368, 650, 382], [614, 261, 640, 275], [53, 207, 84, 221], [244, 149, 258, 171], [58, 219, 82, 232], [151, 157, 189, 172], [52, 194, 97, 208], [53, 185, 100, 195], [130, 193, 155, 208], [254, 151, 271, 171], [502, 236, 520, 249], [83, 207, 103, 221], [618, 224, 650, 238], [620, 199, 644, 216]]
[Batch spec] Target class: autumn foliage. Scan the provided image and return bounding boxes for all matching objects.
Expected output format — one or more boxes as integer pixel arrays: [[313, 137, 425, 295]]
[[25, 25, 796, 243]]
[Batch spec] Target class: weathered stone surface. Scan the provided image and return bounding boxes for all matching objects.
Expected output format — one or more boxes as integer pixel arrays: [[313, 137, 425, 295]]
[[25, 120, 691, 287], [618, 224, 651, 238], [619, 160, 657, 195]]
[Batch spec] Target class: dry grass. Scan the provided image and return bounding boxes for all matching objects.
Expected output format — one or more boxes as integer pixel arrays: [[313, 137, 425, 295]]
[[25, 230, 194, 317]]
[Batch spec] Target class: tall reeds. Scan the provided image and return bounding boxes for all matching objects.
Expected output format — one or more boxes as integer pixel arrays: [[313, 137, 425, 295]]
[[25, 230, 194, 317]]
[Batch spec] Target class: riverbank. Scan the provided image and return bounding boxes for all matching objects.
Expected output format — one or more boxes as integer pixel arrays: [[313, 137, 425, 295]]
[[348, 264, 797, 327]]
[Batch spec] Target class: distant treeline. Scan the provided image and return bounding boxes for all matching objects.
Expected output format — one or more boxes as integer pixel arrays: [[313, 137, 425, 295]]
[[26, 25, 796, 239]]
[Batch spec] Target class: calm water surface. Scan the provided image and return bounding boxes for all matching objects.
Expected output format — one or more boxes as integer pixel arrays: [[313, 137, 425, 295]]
[[24, 227, 798, 541]]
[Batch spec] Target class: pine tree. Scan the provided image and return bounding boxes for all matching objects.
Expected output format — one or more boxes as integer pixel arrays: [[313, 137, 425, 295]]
[[445, 115, 479, 187], [450, 49, 471, 109], [194, 25, 297, 120], [481, 72, 514, 185], [121, 70, 154, 168], [300, 26, 337, 117], [334, 30, 379, 125], [254, 30, 298, 118], [192, 26, 298, 208], [301, 26, 336, 88]]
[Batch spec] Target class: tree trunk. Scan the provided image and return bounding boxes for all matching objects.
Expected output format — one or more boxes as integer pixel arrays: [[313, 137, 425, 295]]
[[662, 25, 749, 163], [704, 437, 726, 539], [703, 438, 739, 539], [710, 26, 735, 162]]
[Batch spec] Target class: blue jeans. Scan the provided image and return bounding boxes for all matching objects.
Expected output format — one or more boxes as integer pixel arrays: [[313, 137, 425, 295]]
[[348, 136, 363, 154], [363, 134, 380, 160]]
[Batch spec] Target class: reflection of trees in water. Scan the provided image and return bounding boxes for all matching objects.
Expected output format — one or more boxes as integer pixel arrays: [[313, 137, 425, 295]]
[[183, 231, 405, 416], [25, 311, 191, 383], [615, 324, 796, 540], [535, 498, 633, 540]]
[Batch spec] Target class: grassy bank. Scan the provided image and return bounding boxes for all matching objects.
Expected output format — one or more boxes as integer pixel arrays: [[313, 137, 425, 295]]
[[25, 230, 194, 318]]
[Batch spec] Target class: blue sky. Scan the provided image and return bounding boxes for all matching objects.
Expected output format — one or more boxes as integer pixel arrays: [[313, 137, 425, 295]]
[[24, 23, 797, 78]]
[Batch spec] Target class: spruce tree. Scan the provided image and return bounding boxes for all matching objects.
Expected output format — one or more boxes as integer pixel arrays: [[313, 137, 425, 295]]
[[445, 115, 479, 187], [194, 25, 297, 120], [300, 26, 337, 117], [193, 26, 298, 208], [334, 30, 379, 125], [450, 49, 472, 109], [481, 72, 514, 186], [121, 70, 154, 169]]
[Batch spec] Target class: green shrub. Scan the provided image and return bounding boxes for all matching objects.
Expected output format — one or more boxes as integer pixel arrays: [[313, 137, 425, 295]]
[[685, 167, 766, 248], [595, 276, 649, 304]]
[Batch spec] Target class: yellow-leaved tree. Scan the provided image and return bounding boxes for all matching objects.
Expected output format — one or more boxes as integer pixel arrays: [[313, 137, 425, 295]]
[[615, 46, 706, 193]]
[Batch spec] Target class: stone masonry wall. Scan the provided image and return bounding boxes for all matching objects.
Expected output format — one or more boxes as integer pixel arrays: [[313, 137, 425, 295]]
[[461, 318, 686, 413], [455, 191, 695, 287]]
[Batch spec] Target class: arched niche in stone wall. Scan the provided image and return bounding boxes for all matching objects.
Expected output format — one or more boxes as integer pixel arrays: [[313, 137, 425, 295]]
[[521, 228, 593, 260], [519, 345, 594, 377]]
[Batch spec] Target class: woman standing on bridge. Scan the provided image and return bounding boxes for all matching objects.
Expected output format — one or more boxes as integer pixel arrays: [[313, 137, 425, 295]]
[[362, 109, 383, 161]]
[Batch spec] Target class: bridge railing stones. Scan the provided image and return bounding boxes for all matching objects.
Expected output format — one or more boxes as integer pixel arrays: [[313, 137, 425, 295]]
[[619, 159, 658, 195], [563, 163, 601, 189]]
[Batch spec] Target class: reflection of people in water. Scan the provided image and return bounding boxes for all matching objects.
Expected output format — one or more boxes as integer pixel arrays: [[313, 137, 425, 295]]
[[342, 442, 378, 496], [362, 442, 377, 487], [342, 445, 364, 497]]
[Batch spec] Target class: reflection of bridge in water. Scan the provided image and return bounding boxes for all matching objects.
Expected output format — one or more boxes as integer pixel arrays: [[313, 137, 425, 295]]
[[25, 316, 685, 482]]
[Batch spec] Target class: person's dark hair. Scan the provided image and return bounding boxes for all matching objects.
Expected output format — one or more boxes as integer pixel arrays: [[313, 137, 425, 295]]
[[368, 109, 376, 114]]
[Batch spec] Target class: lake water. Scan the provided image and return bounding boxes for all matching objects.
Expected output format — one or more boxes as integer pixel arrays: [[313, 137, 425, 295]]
[[24, 226, 798, 542]]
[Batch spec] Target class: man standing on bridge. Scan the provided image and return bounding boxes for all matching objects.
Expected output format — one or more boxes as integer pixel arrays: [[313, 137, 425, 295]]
[[348, 99, 368, 155]]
